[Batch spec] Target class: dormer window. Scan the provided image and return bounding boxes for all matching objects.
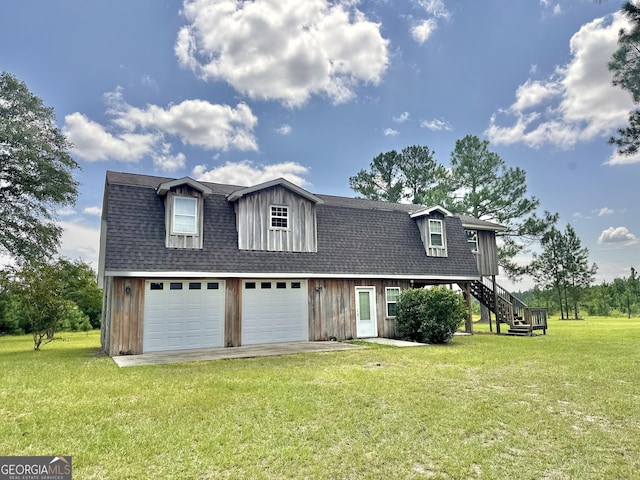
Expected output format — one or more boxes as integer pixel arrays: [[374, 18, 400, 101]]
[[270, 205, 289, 230], [173, 197, 197, 234], [428, 219, 443, 248]]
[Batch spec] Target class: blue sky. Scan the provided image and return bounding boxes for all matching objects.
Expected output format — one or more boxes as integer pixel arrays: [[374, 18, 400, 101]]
[[2, 0, 638, 290]]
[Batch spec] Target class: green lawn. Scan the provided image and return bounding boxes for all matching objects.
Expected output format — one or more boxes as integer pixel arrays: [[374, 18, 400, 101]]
[[1, 317, 639, 479]]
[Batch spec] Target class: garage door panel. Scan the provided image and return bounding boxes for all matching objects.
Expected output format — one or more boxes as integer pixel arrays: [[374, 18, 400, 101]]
[[241, 280, 308, 346], [143, 279, 225, 352]]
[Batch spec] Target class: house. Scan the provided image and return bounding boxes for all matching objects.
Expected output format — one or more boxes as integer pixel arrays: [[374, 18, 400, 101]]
[[98, 171, 512, 357]]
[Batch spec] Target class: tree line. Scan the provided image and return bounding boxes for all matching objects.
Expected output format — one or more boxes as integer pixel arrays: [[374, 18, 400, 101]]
[[517, 267, 640, 319]]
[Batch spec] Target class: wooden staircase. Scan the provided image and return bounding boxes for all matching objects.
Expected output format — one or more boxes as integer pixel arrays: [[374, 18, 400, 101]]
[[469, 278, 547, 336]]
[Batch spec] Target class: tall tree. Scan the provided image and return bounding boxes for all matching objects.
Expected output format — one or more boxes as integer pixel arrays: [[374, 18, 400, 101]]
[[349, 150, 403, 203], [563, 225, 597, 319], [532, 224, 596, 319], [446, 135, 553, 276], [608, 2, 640, 156], [0, 72, 79, 265], [350, 145, 446, 204]]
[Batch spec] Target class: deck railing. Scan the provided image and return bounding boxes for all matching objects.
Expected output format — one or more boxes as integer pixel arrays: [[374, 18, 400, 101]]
[[479, 277, 548, 334]]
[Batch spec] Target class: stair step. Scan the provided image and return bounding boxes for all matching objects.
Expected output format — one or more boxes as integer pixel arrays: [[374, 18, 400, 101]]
[[506, 330, 531, 336]]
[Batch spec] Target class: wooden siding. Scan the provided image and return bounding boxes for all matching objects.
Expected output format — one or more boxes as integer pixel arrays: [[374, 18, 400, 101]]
[[100, 276, 113, 354], [164, 185, 204, 249], [235, 186, 318, 252], [107, 277, 144, 356], [225, 278, 241, 347], [415, 211, 448, 257], [474, 230, 499, 276], [308, 279, 412, 340]]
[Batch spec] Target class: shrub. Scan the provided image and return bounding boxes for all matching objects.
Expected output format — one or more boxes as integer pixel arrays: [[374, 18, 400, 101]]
[[396, 287, 467, 344]]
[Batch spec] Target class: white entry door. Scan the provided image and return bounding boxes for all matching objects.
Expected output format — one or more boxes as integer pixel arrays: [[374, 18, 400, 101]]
[[356, 287, 377, 338]]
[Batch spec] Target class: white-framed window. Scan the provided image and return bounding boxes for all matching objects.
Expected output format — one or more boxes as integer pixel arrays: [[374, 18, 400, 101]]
[[270, 205, 289, 229], [428, 219, 443, 248], [386, 287, 401, 318], [466, 229, 478, 253], [173, 197, 197, 234]]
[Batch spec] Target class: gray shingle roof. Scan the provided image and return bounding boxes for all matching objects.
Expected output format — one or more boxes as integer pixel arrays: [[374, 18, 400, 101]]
[[103, 171, 481, 279]]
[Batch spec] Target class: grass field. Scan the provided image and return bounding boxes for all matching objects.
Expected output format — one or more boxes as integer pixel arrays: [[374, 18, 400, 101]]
[[1, 317, 639, 479]]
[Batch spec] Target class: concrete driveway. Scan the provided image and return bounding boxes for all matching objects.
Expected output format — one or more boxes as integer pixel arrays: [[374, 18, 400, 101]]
[[112, 341, 364, 367]]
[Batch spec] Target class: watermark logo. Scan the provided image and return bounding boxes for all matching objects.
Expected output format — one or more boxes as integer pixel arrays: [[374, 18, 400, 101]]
[[0, 456, 72, 480]]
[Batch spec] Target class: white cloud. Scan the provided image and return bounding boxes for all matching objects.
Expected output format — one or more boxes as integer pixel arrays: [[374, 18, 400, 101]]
[[383, 128, 399, 136], [606, 149, 640, 165], [411, 18, 437, 44], [176, 0, 389, 107], [486, 12, 634, 151], [58, 221, 101, 268], [192, 160, 311, 187], [393, 112, 410, 124], [58, 207, 77, 217], [597, 207, 615, 216], [598, 226, 638, 245], [411, 0, 450, 44], [64, 89, 258, 166], [64, 112, 158, 162], [83, 206, 102, 216], [421, 118, 453, 131], [276, 124, 292, 135]]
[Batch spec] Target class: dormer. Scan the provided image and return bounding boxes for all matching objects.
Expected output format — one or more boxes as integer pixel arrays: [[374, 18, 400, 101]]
[[156, 177, 212, 249], [410, 206, 452, 257], [227, 178, 323, 253]]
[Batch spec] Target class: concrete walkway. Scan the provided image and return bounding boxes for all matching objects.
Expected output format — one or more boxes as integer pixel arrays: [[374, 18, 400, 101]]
[[112, 341, 364, 367]]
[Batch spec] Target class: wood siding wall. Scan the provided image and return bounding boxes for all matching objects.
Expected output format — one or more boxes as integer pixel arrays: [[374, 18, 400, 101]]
[[225, 278, 241, 347], [164, 185, 204, 249], [415, 211, 448, 257], [474, 230, 499, 276], [105, 277, 144, 356], [235, 186, 318, 252], [308, 279, 412, 341]]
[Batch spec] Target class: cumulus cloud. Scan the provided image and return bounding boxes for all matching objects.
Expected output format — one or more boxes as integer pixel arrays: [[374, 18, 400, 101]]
[[486, 11, 635, 152], [421, 118, 453, 131], [606, 149, 640, 165], [64, 88, 258, 171], [192, 161, 311, 187], [175, 0, 389, 107], [276, 124, 292, 135], [411, 0, 450, 44], [383, 128, 399, 136], [83, 206, 102, 216], [393, 112, 410, 124], [598, 226, 638, 245]]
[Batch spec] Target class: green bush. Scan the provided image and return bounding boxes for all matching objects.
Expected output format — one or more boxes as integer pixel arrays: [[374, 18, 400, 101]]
[[396, 287, 467, 344]]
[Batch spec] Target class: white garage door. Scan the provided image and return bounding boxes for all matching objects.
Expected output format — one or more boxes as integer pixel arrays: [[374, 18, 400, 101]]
[[242, 280, 309, 345], [143, 280, 225, 352]]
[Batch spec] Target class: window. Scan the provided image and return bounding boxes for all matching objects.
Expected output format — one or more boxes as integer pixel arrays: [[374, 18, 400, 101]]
[[150, 282, 164, 291], [207, 282, 219, 290], [261, 282, 272, 289], [170, 282, 183, 290], [386, 287, 401, 317], [245, 282, 256, 289], [173, 197, 197, 234], [428, 219, 443, 248], [276, 282, 287, 289], [466, 229, 478, 253], [291, 282, 301, 289], [270, 205, 288, 229], [189, 282, 201, 290]]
